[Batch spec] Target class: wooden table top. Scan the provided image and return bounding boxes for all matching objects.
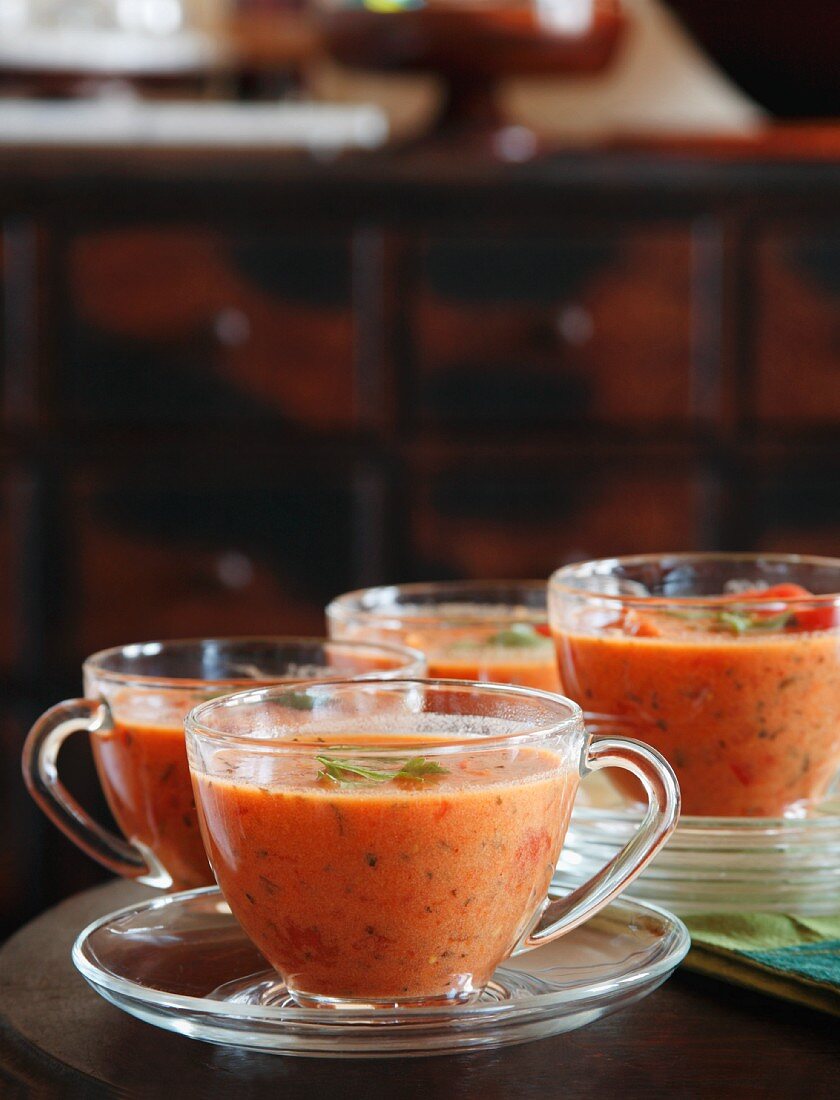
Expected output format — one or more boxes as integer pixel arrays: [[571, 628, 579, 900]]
[[0, 881, 836, 1097]]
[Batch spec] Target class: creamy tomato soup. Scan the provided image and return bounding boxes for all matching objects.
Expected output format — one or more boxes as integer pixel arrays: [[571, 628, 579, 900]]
[[555, 585, 840, 817], [193, 738, 576, 1002], [92, 718, 214, 889]]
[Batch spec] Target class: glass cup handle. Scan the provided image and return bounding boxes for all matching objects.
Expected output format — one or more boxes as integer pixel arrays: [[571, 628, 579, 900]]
[[515, 735, 680, 952], [21, 699, 151, 880]]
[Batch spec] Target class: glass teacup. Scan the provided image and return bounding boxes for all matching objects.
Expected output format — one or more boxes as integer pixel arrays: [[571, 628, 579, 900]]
[[185, 678, 679, 1008], [549, 553, 840, 817], [327, 580, 561, 691], [22, 638, 425, 889]]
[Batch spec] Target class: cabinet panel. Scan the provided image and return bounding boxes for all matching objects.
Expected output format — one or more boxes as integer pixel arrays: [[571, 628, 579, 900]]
[[61, 229, 359, 429], [755, 227, 840, 423], [59, 457, 381, 664], [0, 469, 30, 675], [0, 228, 5, 417], [749, 457, 840, 555], [0, 705, 45, 935], [408, 457, 716, 579], [411, 231, 696, 427]]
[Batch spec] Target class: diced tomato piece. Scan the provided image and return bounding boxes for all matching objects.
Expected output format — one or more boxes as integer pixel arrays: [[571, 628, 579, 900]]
[[729, 583, 836, 631], [718, 583, 811, 605], [748, 583, 813, 601], [621, 610, 662, 638], [722, 583, 815, 624], [602, 609, 662, 636], [535, 624, 552, 637], [793, 605, 839, 632]]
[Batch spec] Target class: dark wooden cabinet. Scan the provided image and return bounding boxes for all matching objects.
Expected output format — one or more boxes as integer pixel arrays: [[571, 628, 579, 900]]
[[0, 468, 39, 679], [0, 135, 839, 932], [0, 476, 17, 675], [60, 456, 380, 663], [0, 707, 42, 935], [754, 225, 840, 426], [411, 229, 697, 427], [749, 451, 840, 555], [61, 229, 360, 430], [408, 453, 714, 579]]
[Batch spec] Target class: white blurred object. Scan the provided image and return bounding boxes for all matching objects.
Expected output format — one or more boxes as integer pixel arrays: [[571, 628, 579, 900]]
[[116, 0, 184, 36], [0, 29, 220, 73], [0, 0, 29, 29], [1, 0, 183, 32], [536, 0, 594, 35], [0, 0, 227, 73], [0, 98, 390, 150]]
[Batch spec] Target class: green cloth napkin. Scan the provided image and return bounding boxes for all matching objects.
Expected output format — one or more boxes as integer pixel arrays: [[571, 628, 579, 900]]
[[683, 913, 840, 1017]]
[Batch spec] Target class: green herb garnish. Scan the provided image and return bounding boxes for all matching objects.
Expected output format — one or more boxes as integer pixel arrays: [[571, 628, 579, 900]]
[[316, 754, 448, 786], [662, 608, 711, 622], [450, 623, 547, 651], [663, 607, 793, 635], [487, 623, 547, 647], [716, 610, 793, 635], [395, 756, 450, 779], [276, 691, 316, 710]]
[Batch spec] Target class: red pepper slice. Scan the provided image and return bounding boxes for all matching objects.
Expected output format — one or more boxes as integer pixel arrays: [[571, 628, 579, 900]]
[[745, 583, 813, 601], [718, 583, 809, 612], [733, 583, 837, 631]]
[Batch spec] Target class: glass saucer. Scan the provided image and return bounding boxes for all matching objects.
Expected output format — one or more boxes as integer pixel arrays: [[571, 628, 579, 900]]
[[72, 886, 688, 1059], [555, 775, 840, 914]]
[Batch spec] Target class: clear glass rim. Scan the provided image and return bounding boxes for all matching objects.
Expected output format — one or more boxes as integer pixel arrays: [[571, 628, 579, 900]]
[[326, 580, 549, 630], [185, 677, 584, 753], [550, 552, 840, 608], [82, 637, 427, 692]]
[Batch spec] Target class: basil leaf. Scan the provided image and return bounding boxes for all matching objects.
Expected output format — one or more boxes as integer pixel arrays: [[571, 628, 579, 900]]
[[450, 623, 548, 651], [316, 754, 449, 786]]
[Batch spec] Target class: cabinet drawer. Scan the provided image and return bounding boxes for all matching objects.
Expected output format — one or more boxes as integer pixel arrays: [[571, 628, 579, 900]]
[[408, 456, 716, 579], [60, 457, 383, 663], [410, 231, 696, 427], [755, 227, 840, 424], [61, 229, 358, 429]]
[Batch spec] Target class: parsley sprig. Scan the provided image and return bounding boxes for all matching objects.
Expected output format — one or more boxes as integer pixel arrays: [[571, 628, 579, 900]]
[[716, 610, 792, 635], [316, 754, 449, 786], [663, 607, 792, 634], [450, 623, 548, 651]]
